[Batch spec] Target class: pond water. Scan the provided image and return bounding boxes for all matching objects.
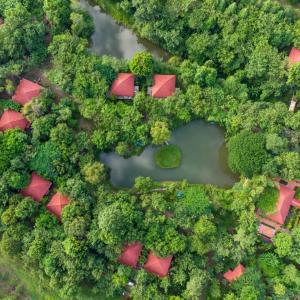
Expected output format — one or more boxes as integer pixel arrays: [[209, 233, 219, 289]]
[[100, 120, 237, 188], [78, 0, 170, 60]]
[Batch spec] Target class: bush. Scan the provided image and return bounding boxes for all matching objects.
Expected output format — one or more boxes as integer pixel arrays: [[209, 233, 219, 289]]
[[258, 253, 281, 278], [154, 144, 182, 169], [228, 131, 268, 177], [257, 187, 279, 214], [129, 52, 154, 77]]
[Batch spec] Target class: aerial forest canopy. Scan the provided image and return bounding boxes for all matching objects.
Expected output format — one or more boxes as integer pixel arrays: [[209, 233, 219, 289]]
[[1, 0, 300, 299]]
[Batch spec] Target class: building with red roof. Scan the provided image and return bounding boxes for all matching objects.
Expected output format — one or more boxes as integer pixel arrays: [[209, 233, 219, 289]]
[[119, 242, 143, 268], [151, 75, 176, 98], [21, 172, 52, 202], [0, 109, 29, 131], [289, 47, 300, 65], [223, 264, 245, 283], [110, 73, 135, 99], [267, 185, 296, 225], [258, 224, 276, 240], [12, 79, 42, 105], [144, 251, 173, 277], [46, 192, 69, 219]]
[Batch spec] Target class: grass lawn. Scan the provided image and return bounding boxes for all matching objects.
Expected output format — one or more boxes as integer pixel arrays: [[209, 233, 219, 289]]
[[155, 144, 182, 169]]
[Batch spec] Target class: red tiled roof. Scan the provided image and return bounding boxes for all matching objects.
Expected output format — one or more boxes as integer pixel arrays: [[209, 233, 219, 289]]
[[110, 73, 135, 97], [289, 47, 300, 65], [119, 242, 143, 268], [267, 185, 295, 225], [12, 79, 42, 105], [224, 264, 245, 282], [151, 75, 176, 98], [144, 251, 173, 277], [46, 192, 69, 219], [258, 224, 276, 239], [0, 109, 29, 131], [21, 172, 52, 202]]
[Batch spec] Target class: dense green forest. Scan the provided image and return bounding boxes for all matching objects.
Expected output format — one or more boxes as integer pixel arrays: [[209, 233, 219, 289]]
[[1, 0, 300, 299]]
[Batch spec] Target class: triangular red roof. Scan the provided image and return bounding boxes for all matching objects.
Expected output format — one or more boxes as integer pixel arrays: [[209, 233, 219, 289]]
[[144, 251, 173, 277], [258, 224, 276, 239], [289, 47, 300, 65], [110, 73, 135, 97], [0, 109, 29, 131], [119, 242, 143, 268], [46, 192, 69, 219], [267, 185, 295, 225], [21, 172, 52, 201], [12, 79, 42, 105], [224, 264, 245, 282], [151, 75, 176, 98]]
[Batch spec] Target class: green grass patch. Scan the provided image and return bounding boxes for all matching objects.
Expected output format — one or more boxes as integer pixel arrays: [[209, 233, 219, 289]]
[[155, 144, 182, 169], [257, 187, 279, 214]]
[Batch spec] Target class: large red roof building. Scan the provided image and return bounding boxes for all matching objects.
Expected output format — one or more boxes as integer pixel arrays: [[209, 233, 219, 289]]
[[289, 47, 300, 65], [110, 73, 135, 98], [21, 172, 52, 202], [144, 251, 173, 277], [46, 192, 70, 219], [223, 264, 245, 283], [12, 79, 42, 105], [119, 242, 143, 268], [267, 185, 296, 225], [0, 109, 29, 131], [151, 75, 176, 98]]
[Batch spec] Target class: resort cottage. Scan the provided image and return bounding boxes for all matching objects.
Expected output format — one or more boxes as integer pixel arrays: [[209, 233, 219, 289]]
[[12, 79, 42, 105], [0, 109, 29, 131], [110, 73, 137, 99], [149, 75, 176, 98], [223, 264, 245, 283], [46, 192, 70, 219]]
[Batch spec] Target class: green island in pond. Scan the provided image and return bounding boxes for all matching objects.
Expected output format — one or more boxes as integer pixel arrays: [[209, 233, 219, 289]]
[[154, 144, 182, 169]]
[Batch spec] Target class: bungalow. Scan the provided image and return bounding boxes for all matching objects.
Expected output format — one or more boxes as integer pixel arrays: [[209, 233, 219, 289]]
[[150, 75, 176, 98], [144, 251, 173, 277], [258, 183, 300, 241], [289, 47, 300, 65], [0, 109, 29, 131], [223, 264, 245, 283], [119, 242, 143, 268], [12, 79, 42, 105], [21, 172, 52, 202], [46, 192, 69, 219], [110, 73, 137, 99]]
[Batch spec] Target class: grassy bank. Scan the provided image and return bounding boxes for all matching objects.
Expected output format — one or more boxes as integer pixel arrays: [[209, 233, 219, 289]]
[[94, 0, 134, 27]]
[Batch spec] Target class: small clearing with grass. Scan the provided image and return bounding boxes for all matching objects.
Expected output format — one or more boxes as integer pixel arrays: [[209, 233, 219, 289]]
[[154, 144, 182, 169]]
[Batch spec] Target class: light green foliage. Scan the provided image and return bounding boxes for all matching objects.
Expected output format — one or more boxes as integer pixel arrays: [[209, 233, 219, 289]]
[[150, 121, 171, 145], [129, 52, 154, 77], [257, 187, 278, 214], [258, 253, 281, 278], [82, 162, 106, 185], [70, 9, 94, 39]]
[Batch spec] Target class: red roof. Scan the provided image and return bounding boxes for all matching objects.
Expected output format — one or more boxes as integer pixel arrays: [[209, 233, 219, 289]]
[[12, 79, 42, 105], [151, 75, 176, 98], [119, 242, 143, 268], [46, 192, 69, 219], [289, 47, 300, 65], [0, 109, 29, 131], [224, 264, 245, 282], [110, 73, 135, 97], [21, 172, 52, 201], [258, 224, 276, 239], [144, 251, 173, 277], [267, 185, 295, 225]]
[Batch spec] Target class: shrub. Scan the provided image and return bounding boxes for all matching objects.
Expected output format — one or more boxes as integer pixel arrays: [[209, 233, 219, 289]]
[[257, 187, 279, 214]]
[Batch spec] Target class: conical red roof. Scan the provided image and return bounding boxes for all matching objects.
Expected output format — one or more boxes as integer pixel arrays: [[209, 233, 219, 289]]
[[119, 242, 143, 268], [151, 75, 176, 98], [289, 47, 300, 65], [110, 73, 135, 97], [0, 109, 29, 131], [46, 192, 69, 219], [224, 264, 245, 282], [144, 251, 173, 277], [21, 172, 52, 201], [12, 79, 42, 105]]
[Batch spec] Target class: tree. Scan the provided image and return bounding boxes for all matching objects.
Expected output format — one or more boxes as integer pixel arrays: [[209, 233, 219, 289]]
[[150, 121, 171, 145], [228, 131, 269, 177], [70, 9, 94, 39], [273, 232, 292, 257], [82, 162, 106, 185], [129, 52, 154, 77]]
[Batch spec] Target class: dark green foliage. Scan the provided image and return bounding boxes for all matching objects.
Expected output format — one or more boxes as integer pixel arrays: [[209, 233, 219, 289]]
[[228, 131, 269, 177], [258, 253, 281, 278]]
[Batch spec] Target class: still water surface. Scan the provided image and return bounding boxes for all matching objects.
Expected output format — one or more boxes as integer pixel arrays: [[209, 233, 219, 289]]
[[101, 121, 237, 188]]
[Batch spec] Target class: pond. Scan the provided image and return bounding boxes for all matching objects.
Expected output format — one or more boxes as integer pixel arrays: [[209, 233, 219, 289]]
[[78, 0, 170, 60], [100, 120, 237, 188]]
